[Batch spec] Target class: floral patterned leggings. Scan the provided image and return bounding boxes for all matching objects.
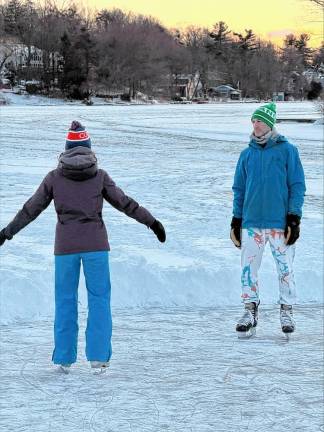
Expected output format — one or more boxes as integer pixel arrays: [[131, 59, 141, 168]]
[[241, 228, 296, 305]]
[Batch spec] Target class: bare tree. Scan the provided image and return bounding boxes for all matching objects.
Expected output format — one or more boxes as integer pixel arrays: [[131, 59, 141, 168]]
[[308, 0, 324, 6], [248, 41, 284, 99], [94, 11, 185, 98], [0, 39, 16, 75], [179, 26, 211, 97], [0, 7, 15, 75], [2, 0, 40, 78], [1, 0, 320, 100]]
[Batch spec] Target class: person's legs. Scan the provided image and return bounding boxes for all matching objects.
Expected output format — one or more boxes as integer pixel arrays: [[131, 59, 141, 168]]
[[240, 228, 265, 304], [52, 253, 81, 365], [268, 229, 296, 305], [82, 251, 112, 362]]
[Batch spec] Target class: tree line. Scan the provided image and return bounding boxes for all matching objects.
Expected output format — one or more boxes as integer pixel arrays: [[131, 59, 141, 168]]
[[0, 0, 323, 100]]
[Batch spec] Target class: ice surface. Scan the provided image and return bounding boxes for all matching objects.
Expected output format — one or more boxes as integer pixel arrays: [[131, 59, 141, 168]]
[[0, 101, 323, 324], [0, 306, 323, 431], [0, 100, 323, 431]]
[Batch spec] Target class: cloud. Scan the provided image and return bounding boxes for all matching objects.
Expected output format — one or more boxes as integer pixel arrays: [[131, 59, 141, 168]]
[[266, 29, 296, 38]]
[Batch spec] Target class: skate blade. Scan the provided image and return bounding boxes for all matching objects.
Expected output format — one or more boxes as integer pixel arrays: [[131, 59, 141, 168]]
[[282, 331, 294, 341], [237, 327, 256, 339], [58, 365, 71, 374], [91, 367, 108, 375]]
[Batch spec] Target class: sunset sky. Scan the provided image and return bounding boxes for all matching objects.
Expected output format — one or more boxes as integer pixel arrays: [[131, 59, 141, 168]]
[[83, 0, 322, 47]]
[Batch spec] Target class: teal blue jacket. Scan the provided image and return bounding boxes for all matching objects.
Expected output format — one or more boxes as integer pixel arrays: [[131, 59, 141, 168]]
[[232, 134, 306, 229]]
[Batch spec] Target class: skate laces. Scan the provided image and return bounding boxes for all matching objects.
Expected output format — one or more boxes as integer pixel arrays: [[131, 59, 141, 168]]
[[238, 309, 254, 325], [246, 302, 258, 317], [280, 305, 294, 325], [238, 302, 258, 325]]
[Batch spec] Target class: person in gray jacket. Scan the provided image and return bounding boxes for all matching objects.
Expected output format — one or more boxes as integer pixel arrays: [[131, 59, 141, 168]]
[[0, 120, 166, 373]]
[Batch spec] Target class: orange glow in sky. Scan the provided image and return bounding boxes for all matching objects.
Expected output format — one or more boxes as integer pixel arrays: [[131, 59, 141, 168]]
[[85, 0, 322, 47]]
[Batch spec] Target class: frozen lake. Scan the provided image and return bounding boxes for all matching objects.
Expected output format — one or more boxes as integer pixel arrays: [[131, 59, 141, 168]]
[[0, 101, 322, 323], [0, 101, 323, 431], [0, 306, 323, 432]]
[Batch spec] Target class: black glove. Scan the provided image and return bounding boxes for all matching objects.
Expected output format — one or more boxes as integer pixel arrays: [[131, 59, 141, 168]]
[[230, 217, 242, 248], [0, 228, 8, 246], [284, 214, 301, 245], [150, 220, 166, 243]]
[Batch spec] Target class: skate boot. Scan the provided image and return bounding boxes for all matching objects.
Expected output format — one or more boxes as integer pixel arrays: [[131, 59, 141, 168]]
[[236, 301, 259, 338], [90, 361, 110, 375], [280, 304, 295, 336], [58, 363, 71, 374]]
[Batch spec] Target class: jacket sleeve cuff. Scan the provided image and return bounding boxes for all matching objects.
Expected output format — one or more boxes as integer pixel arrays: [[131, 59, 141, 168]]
[[3, 228, 13, 240]]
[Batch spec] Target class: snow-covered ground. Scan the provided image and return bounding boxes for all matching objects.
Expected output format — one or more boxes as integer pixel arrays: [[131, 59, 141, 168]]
[[0, 90, 158, 106], [0, 101, 323, 431], [0, 90, 79, 106], [0, 306, 323, 432]]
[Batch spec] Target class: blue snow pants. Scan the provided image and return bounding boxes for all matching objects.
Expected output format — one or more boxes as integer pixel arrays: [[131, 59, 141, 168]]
[[52, 251, 112, 365]]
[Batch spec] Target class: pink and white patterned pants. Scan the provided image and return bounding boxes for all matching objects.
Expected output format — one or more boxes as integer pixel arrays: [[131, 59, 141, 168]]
[[241, 228, 296, 305]]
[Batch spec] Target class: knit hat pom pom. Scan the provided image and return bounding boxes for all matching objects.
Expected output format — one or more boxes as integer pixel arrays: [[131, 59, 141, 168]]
[[70, 120, 83, 131]]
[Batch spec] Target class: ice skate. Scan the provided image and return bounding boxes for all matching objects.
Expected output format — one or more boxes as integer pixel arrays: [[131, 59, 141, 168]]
[[236, 301, 259, 339], [58, 364, 71, 374], [90, 361, 110, 375], [280, 304, 295, 339]]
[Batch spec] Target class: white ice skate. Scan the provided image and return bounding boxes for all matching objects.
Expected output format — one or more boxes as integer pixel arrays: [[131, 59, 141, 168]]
[[90, 361, 110, 375], [58, 364, 71, 374], [280, 304, 295, 340], [236, 302, 259, 339]]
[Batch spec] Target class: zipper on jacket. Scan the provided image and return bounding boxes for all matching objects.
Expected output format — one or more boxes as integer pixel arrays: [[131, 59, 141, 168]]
[[261, 147, 265, 225]]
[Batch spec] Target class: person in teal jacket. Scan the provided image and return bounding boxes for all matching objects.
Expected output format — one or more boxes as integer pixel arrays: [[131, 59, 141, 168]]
[[230, 102, 306, 337]]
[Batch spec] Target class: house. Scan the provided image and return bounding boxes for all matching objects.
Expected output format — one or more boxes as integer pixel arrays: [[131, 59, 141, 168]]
[[171, 72, 202, 100], [272, 92, 285, 101], [208, 84, 241, 100], [0, 36, 62, 85], [303, 65, 324, 87]]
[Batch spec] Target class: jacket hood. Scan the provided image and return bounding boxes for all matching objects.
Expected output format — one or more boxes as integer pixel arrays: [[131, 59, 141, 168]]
[[249, 133, 289, 150], [58, 146, 98, 181]]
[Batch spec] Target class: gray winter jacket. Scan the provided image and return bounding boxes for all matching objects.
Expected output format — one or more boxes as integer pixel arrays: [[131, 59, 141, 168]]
[[3, 147, 155, 255]]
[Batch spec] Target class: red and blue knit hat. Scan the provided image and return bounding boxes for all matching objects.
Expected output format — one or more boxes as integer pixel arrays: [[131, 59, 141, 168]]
[[65, 120, 91, 150]]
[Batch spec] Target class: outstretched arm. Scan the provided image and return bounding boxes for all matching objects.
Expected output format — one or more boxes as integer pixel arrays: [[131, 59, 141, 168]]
[[102, 171, 155, 227], [0, 173, 53, 244], [102, 171, 166, 242]]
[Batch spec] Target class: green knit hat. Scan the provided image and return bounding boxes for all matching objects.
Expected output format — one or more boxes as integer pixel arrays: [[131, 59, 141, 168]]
[[251, 102, 277, 129]]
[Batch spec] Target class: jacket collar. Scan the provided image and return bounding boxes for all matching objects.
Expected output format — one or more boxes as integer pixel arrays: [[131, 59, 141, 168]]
[[249, 133, 288, 150]]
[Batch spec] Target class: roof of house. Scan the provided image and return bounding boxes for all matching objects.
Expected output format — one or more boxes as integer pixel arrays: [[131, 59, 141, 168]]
[[209, 85, 241, 93]]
